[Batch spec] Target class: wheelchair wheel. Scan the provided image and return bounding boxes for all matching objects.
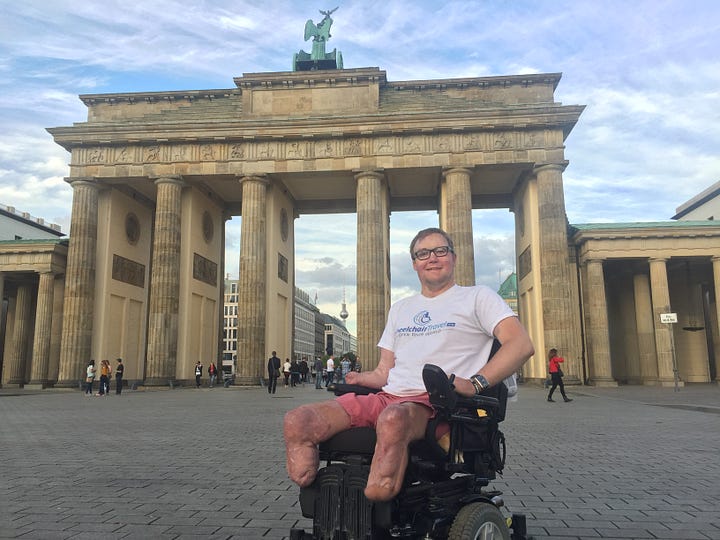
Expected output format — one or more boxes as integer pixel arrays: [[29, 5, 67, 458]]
[[448, 502, 510, 540]]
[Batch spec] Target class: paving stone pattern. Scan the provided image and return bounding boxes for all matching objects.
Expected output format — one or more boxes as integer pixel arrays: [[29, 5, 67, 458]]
[[0, 383, 718, 539]]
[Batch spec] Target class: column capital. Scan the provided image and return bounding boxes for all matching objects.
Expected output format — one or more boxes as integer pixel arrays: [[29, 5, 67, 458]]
[[353, 169, 385, 182], [533, 161, 568, 175], [712, 255, 720, 263], [441, 166, 473, 178], [151, 175, 185, 187], [649, 257, 669, 264], [583, 257, 605, 266], [236, 174, 269, 186], [64, 176, 100, 188]]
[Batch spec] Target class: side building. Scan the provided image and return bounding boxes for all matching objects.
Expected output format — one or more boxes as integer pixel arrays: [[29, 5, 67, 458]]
[[1, 204, 66, 388]]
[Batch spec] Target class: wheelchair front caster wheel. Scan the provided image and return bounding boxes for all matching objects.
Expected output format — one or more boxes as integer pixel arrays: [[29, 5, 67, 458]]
[[449, 502, 510, 540]]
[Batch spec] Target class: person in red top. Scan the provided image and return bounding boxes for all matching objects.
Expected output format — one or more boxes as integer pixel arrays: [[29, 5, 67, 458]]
[[547, 348, 572, 402]]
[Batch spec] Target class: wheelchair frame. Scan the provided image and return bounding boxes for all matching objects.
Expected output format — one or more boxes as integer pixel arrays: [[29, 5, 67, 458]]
[[290, 363, 530, 540]]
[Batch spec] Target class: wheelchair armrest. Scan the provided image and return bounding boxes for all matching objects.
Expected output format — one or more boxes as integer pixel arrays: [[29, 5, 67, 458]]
[[327, 383, 381, 396], [423, 363, 504, 418]]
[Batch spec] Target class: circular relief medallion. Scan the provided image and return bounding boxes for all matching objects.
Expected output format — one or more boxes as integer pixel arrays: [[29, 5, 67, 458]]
[[280, 208, 289, 242], [125, 212, 140, 245], [202, 211, 214, 243]]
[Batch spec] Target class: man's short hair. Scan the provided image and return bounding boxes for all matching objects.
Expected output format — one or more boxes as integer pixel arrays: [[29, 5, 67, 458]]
[[409, 228, 455, 256]]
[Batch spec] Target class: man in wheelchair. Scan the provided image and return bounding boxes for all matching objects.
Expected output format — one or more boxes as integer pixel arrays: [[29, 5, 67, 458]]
[[284, 228, 535, 539]]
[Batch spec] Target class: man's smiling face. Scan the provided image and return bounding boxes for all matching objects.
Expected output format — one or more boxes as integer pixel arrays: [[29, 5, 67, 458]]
[[411, 232, 457, 295]]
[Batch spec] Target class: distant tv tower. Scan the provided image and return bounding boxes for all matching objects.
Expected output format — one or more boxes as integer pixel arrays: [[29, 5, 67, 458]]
[[339, 287, 349, 321]]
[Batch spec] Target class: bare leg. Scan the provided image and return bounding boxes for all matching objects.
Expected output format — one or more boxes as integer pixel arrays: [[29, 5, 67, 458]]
[[284, 400, 351, 487], [364, 402, 432, 501]]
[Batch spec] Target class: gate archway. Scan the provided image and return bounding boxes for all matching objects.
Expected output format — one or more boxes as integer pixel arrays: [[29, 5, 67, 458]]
[[48, 67, 584, 386]]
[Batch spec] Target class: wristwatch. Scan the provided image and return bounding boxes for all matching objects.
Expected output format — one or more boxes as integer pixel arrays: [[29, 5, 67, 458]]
[[470, 374, 490, 394]]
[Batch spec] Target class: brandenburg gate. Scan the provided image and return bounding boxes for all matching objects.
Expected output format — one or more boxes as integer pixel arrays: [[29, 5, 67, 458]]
[[48, 66, 584, 386]]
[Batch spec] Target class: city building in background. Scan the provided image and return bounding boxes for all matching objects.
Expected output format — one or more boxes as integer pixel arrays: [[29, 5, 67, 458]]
[[221, 280, 354, 373], [294, 287, 319, 361], [321, 313, 352, 358], [672, 180, 720, 221], [222, 278, 239, 373]]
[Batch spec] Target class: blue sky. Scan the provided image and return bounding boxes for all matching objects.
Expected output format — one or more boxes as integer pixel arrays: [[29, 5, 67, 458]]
[[1, 0, 719, 334]]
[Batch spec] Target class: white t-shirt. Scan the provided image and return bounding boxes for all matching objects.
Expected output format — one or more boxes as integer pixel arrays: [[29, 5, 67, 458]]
[[378, 284, 515, 396], [326, 358, 335, 372]]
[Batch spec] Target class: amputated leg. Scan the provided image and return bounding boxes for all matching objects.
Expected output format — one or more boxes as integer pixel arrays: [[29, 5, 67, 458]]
[[284, 400, 351, 487], [364, 402, 432, 502]]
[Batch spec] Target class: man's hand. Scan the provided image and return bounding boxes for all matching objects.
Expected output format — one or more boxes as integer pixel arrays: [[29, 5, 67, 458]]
[[453, 377, 477, 397], [345, 371, 360, 385]]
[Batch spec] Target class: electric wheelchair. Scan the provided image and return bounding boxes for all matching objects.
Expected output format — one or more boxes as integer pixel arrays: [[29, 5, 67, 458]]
[[289, 359, 530, 540]]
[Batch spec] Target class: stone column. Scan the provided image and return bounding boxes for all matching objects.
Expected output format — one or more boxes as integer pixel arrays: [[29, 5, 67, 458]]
[[633, 272, 659, 384], [236, 175, 269, 385], [6, 283, 33, 386], [649, 258, 676, 385], [28, 271, 55, 388], [57, 178, 99, 387], [145, 176, 184, 386], [535, 164, 578, 375], [712, 256, 720, 381], [583, 260, 616, 386], [356, 170, 389, 371], [442, 167, 475, 286]]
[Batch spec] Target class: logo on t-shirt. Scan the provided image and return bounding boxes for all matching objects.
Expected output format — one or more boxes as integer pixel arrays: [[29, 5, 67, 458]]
[[397, 310, 455, 337]]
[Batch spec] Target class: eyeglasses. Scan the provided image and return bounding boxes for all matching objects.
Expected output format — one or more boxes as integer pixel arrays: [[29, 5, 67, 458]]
[[412, 245, 454, 260]]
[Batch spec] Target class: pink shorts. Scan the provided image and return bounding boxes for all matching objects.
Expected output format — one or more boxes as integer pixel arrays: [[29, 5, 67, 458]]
[[336, 391, 435, 428]]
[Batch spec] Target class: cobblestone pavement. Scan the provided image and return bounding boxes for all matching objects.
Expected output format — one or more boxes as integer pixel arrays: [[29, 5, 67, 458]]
[[1, 381, 718, 539]]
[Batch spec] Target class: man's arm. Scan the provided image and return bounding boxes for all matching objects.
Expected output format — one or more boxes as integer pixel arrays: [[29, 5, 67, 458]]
[[454, 316, 535, 397], [344, 347, 395, 388]]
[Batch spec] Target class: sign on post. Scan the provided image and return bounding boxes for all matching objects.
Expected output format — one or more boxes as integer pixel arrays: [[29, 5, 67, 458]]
[[659, 312, 680, 391]]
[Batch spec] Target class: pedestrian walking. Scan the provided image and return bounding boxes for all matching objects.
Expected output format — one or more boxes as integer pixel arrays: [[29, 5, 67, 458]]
[[85, 360, 96, 395], [115, 358, 124, 395], [97, 359, 110, 396], [314, 357, 323, 389], [195, 361, 203, 388], [547, 348, 572, 402], [208, 362, 218, 388], [267, 351, 281, 394]]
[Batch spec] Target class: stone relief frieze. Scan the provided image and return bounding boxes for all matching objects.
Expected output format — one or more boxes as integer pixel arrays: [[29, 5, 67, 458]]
[[375, 137, 394, 154], [494, 132, 513, 149], [201, 144, 215, 160], [145, 145, 161, 162], [230, 143, 245, 159], [316, 140, 335, 157], [524, 132, 539, 148], [173, 145, 188, 161], [463, 134, 482, 150], [87, 148, 105, 163], [344, 138, 362, 156], [77, 129, 541, 167], [192, 252, 217, 286], [258, 142, 275, 159], [112, 254, 145, 288], [286, 141, 306, 159], [404, 137, 422, 153], [115, 147, 132, 163], [433, 136, 452, 152], [518, 246, 532, 281]]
